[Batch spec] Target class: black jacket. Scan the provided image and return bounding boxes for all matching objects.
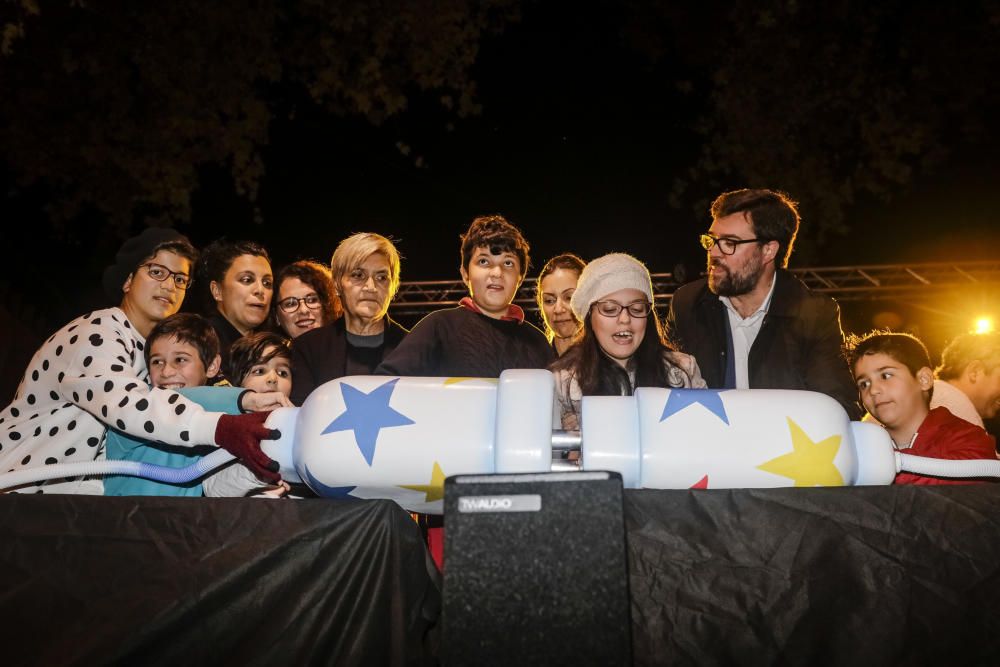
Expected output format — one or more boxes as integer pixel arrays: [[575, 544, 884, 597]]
[[666, 269, 862, 419], [207, 313, 244, 378], [289, 317, 409, 406]]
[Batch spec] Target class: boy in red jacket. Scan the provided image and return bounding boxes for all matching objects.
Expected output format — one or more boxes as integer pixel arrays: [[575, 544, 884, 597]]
[[846, 331, 997, 485]]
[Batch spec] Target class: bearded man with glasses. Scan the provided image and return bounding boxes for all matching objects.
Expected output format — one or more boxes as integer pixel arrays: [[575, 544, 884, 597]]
[[666, 188, 861, 418]]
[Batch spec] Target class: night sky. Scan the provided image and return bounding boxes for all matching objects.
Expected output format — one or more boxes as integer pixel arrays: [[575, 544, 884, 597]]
[[3, 1, 999, 398]]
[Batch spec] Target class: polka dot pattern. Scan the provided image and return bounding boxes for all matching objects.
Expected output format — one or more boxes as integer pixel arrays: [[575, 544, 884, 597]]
[[0, 306, 214, 494]]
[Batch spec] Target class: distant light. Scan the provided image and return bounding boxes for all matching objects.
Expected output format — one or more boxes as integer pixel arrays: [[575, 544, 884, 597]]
[[973, 317, 994, 334]]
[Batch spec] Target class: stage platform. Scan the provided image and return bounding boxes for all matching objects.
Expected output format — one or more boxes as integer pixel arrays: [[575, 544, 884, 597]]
[[2, 485, 999, 665]]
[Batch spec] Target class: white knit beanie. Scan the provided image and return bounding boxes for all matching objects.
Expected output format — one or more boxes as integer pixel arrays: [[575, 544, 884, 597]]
[[570, 253, 654, 321]]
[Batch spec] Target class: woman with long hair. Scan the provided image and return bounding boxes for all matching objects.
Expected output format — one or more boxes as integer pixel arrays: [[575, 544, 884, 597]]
[[550, 253, 706, 430]]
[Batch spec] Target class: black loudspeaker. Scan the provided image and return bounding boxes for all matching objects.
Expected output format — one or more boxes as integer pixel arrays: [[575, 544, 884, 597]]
[[441, 471, 631, 666]]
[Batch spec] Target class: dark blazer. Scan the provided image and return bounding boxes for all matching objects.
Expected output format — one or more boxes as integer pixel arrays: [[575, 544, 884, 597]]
[[665, 269, 862, 419], [289, 317, 408, 406]]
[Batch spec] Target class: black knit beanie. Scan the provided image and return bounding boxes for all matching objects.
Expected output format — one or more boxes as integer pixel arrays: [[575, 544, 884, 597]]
[[102, 228, 191, 303]]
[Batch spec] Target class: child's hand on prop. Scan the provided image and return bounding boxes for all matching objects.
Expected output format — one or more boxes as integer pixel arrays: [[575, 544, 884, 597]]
[[240, 390, 294, 413], [256, 480, 291, 498]]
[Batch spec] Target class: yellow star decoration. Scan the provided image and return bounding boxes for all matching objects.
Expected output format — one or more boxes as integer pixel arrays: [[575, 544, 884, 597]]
[[399, 461, 446, 502], [756, 418, 844, 487], [443, 377, 498, 386]]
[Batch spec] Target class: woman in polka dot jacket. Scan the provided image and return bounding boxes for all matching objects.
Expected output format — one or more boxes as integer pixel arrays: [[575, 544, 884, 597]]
[[0, 229, 287, 494]]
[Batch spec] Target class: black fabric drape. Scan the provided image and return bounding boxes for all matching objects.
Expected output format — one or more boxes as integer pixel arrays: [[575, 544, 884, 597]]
[[0, 496, 439, 666], [4, 486, 999, 665], [626, 485, 1000, 666]]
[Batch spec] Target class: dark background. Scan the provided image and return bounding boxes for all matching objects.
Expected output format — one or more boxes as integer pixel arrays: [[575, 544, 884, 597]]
[[2, 1, 999, 403]]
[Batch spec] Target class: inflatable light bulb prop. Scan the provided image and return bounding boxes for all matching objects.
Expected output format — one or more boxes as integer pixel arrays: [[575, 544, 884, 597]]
[[4, 370, 1000, 508]]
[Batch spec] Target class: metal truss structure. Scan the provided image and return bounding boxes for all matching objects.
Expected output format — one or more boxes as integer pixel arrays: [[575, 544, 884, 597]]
[[389, 260, 1000, 317]]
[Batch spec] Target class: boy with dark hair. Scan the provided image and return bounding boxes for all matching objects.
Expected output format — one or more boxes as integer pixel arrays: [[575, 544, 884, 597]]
[[376, 215, 554, 377], [228, 332, 293, 398], [845, 331, 997, 485], [202, 332, 295, 497], [104, 313, 289, 496], [145, 312, 224, 390]]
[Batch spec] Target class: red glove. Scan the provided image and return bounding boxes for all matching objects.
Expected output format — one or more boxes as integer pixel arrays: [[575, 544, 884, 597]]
[[215, 412, 282, 485]]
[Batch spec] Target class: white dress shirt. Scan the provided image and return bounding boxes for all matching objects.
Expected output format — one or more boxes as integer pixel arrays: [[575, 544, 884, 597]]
[[720, 276, 777, 389]]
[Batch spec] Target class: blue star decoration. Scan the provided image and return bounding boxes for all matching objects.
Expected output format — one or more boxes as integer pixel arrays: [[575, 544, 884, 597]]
[[659, 388, 730, 425], [303, 466, 356, 499], [321, 378, 415, 466]]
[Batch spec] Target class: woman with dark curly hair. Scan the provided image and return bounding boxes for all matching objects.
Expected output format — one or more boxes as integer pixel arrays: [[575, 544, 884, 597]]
[[272, 260, 342, 339]]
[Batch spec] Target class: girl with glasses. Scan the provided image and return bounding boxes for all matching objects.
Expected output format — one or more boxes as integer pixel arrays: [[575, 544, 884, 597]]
[[549, 253, 706, 430], [272, 260, 342, 339]]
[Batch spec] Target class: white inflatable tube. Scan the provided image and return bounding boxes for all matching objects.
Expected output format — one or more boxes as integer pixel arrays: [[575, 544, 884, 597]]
[[5, 374, 1000, 505], [897, 453, 1000, 479], [0, 448, 235, 491]]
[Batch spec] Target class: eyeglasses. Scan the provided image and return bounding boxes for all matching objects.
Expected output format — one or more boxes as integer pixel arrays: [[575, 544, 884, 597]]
[[592, 300, 652, 318], [277, 294, 322, 313], [141, 263, 192, 290], [699, 233, 767, 255], [347, 268, 391, 287]]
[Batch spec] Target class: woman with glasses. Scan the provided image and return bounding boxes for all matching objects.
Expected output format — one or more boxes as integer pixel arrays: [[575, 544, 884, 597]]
[[549, 253, 706, 430], [289, 233, 409, 406], [198, 239, 274, 370], [272, 260, 342, 339]]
